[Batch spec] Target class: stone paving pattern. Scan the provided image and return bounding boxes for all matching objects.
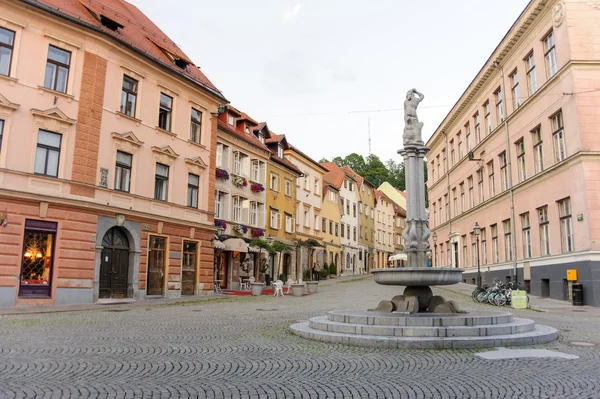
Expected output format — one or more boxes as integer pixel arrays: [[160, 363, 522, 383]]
[[1, 277, 599, 398]]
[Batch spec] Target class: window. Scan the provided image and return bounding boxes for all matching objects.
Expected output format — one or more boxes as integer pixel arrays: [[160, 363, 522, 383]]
[[510, 70, 520, 110], [245, 126, 250, 134], [471, 234, 477, 268], [44, 45, 71, 93], [551, 111, 566, 162], [353, 203, 357, 218], [304, 174, 310, 190], [474, 113, 481, 144], [499, 152, 508, 192], [0, 27, 15, 76], [353, 227, 357, 241], [277, 145, 283, 158], [452, 188, 458, 216], [158, 93, 173, 131], [437, 156, 441, 178], [227, 115, 234, 125], [285, 214, 293, 233], [114, 151, 132, 192], [433, 204, 437, 228], [491, 224, 499, 263], [532, 127, 544, 174], [438, 201, 442, 225], [444, 194, 450, 220], [503, 219, 512, 261], [258, 133, 265, 144], [487, 161, 495, 198], [329, 220, 333, 235], [495, 87, 504, 124], [285, 180, 292, 196], [468, 177, 474, 208], [304, 210, 310, 228], [521, 213, 532, 259], [346, 199, 350, 215], [251, 202, 265, 227], [232, 196, 245, 223], [335, 223, 339, 236], [34, 130, 62, 177], [190, 108, 202, 143], [462, 235, 468, 268], [481, 228, 487, 265], [450, 140, 455, 166], [558, 198, 573, 253], [457, 133, 463, 159], [233, 152, 249, 177], [524, 53, 538, 97], [516, 139, 526, 183], [347, 224, 350, 238], [0, 119, 4, 153], [271, 210, 280, 229], [543, 31, 557, 78], [359, 202, 363, 213], [460, 183, 465, 213], [120, 76, 138, 117], [465, 123, 471, 151], [538, 206, 550, 256], [484, 101, 492, 135], [314, 178, 320, 195], [216, 143, 230, 170], [341, 222, 345, 238], [154, 163, 169, 201], [19, 220, 57, 297], [251, 160, 266, 183], [442, 149, 447, 174], [187, 173, 199, 208], [182, 241, 197, 296], [477, 168, 484, 204], [214, 191, 228, 219], [270, 173, 279, 192]]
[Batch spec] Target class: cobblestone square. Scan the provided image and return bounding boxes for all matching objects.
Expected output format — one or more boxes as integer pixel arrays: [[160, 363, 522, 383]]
[[1, 277, 599, 398]]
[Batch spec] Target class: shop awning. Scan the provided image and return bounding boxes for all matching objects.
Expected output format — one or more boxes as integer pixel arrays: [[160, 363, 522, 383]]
[[389, 253, 408, 261], [213, 240, 226, 250], [222, 238, 248, 252]]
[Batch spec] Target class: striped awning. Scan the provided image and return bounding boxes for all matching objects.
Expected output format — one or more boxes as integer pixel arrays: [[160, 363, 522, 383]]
[[213, 240, 226, 250]]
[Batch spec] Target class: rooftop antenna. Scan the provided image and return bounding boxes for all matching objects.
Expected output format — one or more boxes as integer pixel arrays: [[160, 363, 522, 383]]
[[368, 117, 372, 155]]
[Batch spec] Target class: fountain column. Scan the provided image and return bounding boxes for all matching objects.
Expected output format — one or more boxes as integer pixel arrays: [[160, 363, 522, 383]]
[[399, 144, 431, 268]]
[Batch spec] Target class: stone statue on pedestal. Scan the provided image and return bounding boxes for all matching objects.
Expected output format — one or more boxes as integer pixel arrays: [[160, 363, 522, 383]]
[[403, 88, 425, 146]]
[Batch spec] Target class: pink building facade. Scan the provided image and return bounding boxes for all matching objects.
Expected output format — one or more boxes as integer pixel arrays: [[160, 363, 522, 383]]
[[0, 0, 226, 306], [427, 0, 600, 306]]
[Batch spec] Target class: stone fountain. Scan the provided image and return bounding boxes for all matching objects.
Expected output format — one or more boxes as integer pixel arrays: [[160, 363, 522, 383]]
[[290, 89, 557, 348]]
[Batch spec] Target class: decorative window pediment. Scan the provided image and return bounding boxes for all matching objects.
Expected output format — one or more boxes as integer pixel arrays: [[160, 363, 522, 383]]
[[30, 107, 76, 125], [0, 93, 19, 112], [185, 156, 207, 174], [112, 131, 144, 154], [151, 145, 179, 165]]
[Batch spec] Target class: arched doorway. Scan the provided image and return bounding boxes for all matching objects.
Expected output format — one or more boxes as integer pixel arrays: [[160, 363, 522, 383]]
[[100, 227, 130, 299]]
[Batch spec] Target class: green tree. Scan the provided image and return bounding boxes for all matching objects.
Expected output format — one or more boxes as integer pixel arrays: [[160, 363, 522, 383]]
[[361, 154, 389, 188], [385, 159, 405, 191], [342, 153, 366, 175]]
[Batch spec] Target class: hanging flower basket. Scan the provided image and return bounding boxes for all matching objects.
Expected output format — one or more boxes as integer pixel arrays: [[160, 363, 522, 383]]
[[215, 219, 227, 230], [233, 224, 248, 235], [250, 183, 265, 193], [216, 168, 230, 181], [251, 227, 265, 238], [231, 175, 248, 188]]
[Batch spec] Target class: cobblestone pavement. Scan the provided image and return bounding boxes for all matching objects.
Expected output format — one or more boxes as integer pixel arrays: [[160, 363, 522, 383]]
[[1, 277, 599, 399]]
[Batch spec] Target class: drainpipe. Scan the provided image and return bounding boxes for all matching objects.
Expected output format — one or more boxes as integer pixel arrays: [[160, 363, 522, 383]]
[[493, 61, 518, 286]]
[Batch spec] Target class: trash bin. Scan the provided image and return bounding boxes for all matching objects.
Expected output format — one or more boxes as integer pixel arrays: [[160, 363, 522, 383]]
[[572, 283, 584, 306]]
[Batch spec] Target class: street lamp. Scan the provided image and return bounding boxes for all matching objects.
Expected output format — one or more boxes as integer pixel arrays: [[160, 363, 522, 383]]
[[432, 232, 437, 267], [473, 222, 482, 288]]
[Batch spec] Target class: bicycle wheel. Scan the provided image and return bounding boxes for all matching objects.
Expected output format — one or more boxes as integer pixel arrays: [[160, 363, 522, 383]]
[[477, 292, 487, 303], [494, 293, 507, 306], [487, 292, 497, 305], [472, 289, 480, 302]]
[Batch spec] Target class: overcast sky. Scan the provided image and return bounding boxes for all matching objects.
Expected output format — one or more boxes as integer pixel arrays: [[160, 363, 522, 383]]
[[128, 0, 530, 164]]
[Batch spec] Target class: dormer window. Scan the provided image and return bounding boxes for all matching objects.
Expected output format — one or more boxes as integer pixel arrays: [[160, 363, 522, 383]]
[[174, 58, 189, 70], [245, 126, 250, 134], [258, 133, 264, 143], [83, 5, 124, 32], [277, 145, 283, 158], [227, 115, 234, 125]]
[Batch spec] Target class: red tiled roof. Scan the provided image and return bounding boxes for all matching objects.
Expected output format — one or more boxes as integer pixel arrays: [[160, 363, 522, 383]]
[[342, 165, 377, 189], [320, 162, 348, 189], [217, 120, 271, 153], [30, 0, 223, 99], [239, 112, 259, 126]]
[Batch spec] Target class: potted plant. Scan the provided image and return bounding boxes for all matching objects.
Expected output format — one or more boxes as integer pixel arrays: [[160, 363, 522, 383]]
[[250, 279, 264, 296], [233, 224, 248, 235], [329, 262, 337, 278], [231, 175, 248, 188], [216, 168, 230, 181], [214, 220, 227, 230], [250, 183, 265, 193], [251, 228, 265, 238], [291, 281, 305, 297]]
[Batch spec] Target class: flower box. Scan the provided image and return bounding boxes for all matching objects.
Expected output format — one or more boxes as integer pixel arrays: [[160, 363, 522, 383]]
[[216, 168, 230, 181], [250, 183, 265, 193]]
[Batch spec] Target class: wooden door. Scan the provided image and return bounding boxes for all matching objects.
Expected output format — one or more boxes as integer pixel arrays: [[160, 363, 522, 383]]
[[181, 241, 197, 295], [147, 236, 166, 296], [99, 227, 130, 299]]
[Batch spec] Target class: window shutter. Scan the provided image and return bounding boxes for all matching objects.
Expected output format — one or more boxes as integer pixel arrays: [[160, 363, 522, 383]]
[[277, 213, 281, 229], [242, 199, 249, 224]]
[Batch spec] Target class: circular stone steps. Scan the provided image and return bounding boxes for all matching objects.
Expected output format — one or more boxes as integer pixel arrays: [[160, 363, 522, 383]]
[[290, 310, 557, 349]]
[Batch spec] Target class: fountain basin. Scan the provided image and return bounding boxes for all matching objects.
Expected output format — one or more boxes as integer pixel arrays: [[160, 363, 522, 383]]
[[372, 268, 463, 286]]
